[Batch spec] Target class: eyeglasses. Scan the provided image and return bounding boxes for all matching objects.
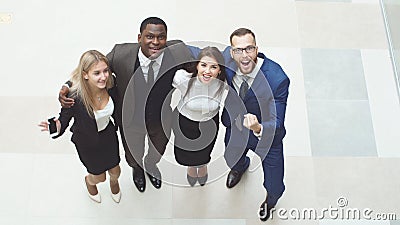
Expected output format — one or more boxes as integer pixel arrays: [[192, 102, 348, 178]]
[[232, 46, 257, 55]]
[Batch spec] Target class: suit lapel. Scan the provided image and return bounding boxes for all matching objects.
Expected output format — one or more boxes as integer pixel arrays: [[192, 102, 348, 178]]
[[157, 49, 174, 82], [128, 45, 140, 79], [249, 70, 264, 94]]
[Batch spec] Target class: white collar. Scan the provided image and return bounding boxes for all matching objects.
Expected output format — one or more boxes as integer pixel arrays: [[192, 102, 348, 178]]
[[138, 48, 164, 67]]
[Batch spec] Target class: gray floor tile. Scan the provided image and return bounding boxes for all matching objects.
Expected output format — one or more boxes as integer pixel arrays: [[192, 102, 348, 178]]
[[307, 100, 377, 156], [302, 49, 368, 101]]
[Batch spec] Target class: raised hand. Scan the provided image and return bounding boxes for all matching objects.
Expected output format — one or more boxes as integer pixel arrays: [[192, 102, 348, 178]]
[[243, 113, 261, 133]]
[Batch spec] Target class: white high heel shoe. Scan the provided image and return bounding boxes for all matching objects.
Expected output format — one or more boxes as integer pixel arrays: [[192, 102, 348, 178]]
[[110, 180, 121, 203], [85, 176, 101, 203], [111, 190, 121, 203], [88, 192, 102, 203]]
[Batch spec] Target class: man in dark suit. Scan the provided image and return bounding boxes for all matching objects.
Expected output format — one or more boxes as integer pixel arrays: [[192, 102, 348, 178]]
[[221, 28, 290, 221], [59, 17, 193, 193]]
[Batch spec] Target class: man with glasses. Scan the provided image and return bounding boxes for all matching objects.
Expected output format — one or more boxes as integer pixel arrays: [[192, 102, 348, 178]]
[[221, 28, 290, 221]]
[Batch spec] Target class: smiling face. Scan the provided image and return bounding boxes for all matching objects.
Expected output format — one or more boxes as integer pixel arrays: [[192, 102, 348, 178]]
[[138, 24, 167, 59], [230, 33, 258, 75], [84, 60, 109, 90], [196, 56, 221, 84]]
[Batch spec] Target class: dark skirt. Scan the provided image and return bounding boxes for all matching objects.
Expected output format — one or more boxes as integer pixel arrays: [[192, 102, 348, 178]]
[[173, 110, 219, 166], [74, 122, 120, 175]]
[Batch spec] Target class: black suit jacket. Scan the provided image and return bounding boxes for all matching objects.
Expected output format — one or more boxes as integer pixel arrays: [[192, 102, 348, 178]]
[[106, 40, 193, 132], [53, 86, 118, 146]]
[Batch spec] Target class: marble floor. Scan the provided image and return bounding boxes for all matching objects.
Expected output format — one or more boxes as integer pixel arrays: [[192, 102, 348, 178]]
[[1, 0, 400, 224]]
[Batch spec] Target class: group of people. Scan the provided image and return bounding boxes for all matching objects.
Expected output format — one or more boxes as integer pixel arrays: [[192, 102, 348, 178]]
[[39, 17, 290, 221]]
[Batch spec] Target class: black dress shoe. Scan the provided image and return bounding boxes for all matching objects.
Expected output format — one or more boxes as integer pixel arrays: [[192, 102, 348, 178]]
[[146, 172, 162, 189], [226, 170, 244, 188], [132, 167, 146, 192], [259, 200, 274, 221]]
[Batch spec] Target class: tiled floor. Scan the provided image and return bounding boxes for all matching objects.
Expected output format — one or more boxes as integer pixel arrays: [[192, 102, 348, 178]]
[[1, 0, 400, 224]]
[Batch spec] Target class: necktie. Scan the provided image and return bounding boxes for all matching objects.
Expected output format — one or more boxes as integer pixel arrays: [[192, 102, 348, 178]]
[[147, 60, 155, 87], [239, 76, 249, 100]]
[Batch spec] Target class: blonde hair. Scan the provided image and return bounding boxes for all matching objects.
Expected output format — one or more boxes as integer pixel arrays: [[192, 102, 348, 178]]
[[70, 50, 113, 117]]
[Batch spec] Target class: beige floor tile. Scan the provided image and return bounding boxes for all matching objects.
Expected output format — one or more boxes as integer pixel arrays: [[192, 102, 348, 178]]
[[0, 96, 75, 154], [361, 49, 400, 157], [265, 47, 312, 156], [246, 218, 319, 225], [0, 153, 34, 217], [172, 172, 248, 219], [174, 0, 300, 47], [172, 219, 245, 225], [296, 2, 387, 49], [312, 157, 400, 216]]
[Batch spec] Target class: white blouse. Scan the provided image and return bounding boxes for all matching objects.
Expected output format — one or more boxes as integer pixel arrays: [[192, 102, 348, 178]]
[[173, 69, 228, 122], [93, 96, 114, 132]]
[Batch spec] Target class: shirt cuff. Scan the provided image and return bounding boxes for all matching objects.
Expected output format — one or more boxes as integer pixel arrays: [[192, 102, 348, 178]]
[[63, 81, 72, 88], [253, 124, 263, 140]]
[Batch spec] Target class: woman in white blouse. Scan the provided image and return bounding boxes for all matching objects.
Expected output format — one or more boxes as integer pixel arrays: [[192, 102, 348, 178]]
[[172, 47, 228, 186], [39, 50, 121, 203]]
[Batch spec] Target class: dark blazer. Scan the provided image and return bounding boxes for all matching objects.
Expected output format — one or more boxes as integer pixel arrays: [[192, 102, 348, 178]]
[[221, 48, 290, 159], [53, 86, 118, 146], [106, 41, 194, 131]]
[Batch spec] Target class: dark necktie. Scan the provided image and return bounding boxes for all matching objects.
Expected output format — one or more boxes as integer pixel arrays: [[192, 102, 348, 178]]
[[147, 60, 155, 87], [239, 76, 249, 100]]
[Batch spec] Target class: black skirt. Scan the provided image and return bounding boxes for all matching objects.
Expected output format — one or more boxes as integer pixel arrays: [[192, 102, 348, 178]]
[[74, 122, 120, 175], [173, 110, 219, 166]]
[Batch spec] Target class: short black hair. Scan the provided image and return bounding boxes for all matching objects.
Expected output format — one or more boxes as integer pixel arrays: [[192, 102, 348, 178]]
[[140, 17, 167, 33], [230, 28, 256, 45]]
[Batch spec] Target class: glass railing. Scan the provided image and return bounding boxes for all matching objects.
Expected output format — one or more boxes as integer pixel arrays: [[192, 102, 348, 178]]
[[380, 0, 400, 102]]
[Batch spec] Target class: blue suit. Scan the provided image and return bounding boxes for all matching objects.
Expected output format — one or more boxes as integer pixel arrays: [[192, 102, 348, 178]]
[[222, 47, 290, 207], [189, 46, 289, 206]]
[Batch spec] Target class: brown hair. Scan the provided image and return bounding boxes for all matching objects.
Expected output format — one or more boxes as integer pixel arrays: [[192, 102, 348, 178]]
[[184, 46, 227, 99], [229, 28, 256, 45]]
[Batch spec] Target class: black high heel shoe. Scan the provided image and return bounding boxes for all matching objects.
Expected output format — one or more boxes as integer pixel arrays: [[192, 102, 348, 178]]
[[198, 174, 208, 186], [186, 174, 197, 186]]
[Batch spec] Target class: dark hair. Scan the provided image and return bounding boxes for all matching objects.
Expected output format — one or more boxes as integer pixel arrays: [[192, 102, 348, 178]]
[[140, 17, 167, 33], [229, 28, 256, 45], [184, 46, 227, 99]]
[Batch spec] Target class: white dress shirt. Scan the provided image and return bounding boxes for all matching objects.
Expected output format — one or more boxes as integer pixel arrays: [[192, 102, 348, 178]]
[[232, 58, 264, 139], [173, 69, 228, 122], [232, 57, 264, 95], [138, 48, 164, 82], [94, 97, 114, 132]]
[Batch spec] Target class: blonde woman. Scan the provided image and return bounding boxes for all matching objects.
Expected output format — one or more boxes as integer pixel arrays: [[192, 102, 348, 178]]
[[39, 50, 121, 203]]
